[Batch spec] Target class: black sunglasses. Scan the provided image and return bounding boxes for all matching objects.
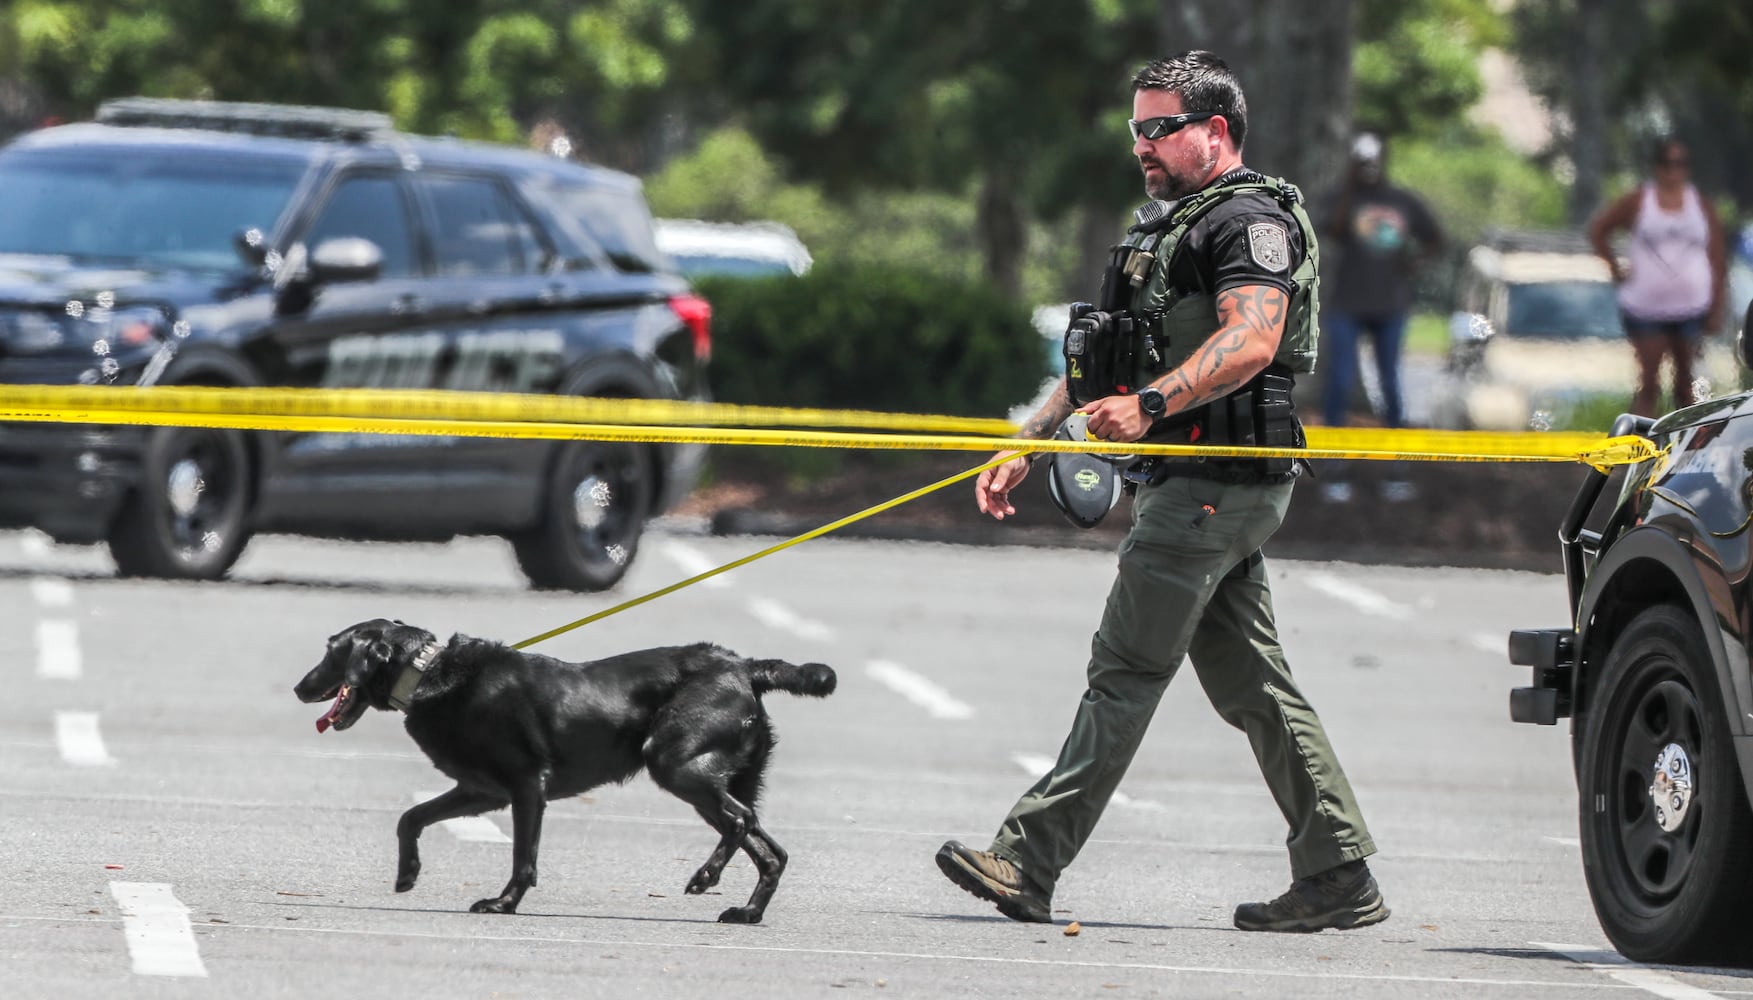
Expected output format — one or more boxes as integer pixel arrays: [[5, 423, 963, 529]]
[[1128, 111, 1219, 141]]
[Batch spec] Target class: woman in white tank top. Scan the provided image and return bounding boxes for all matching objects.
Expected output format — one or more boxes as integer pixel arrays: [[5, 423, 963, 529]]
[[1589, 138, 1727, 417]]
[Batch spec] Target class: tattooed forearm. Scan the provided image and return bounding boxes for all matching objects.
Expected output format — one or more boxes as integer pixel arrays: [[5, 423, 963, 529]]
[[1018, 379, 1075, 439], [1152, 286, 1287, 414]]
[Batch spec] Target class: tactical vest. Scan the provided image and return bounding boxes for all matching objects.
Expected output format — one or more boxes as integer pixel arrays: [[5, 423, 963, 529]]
[[1110, 173, 1320, 381], [1075, 172, 1319, 481]]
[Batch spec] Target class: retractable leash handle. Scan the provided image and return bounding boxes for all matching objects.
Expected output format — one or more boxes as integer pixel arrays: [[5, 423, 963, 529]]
[[1045, 412, 1128, 530]]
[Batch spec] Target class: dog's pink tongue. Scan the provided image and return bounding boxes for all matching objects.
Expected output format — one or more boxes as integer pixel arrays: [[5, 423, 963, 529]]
[[315, 686, 348, 734]]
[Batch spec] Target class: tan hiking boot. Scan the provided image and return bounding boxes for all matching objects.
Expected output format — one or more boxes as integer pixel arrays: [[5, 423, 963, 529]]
[[935, 840, 1052, 923]]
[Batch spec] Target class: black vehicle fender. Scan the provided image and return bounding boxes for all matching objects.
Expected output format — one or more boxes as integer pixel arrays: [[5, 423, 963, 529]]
[[1575, 525, 1753, 804], [551, 353, 668, 515], [146, 345, 263, 389]]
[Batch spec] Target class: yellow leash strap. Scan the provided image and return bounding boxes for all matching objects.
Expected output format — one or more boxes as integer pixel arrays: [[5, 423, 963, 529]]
[[510, 431, 1663, 650], [511, 452, 1021, 649]]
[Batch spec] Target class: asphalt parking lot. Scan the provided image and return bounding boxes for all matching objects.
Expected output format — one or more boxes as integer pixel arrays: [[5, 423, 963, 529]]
[[5, 524, 1753, 998]]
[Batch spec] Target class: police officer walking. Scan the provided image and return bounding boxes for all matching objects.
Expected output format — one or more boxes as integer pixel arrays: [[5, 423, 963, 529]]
[[936, 50, 1387, 933]]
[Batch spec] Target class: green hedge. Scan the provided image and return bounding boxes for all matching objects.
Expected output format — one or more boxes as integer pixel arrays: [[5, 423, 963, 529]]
[[696, 264, 1050, 419]]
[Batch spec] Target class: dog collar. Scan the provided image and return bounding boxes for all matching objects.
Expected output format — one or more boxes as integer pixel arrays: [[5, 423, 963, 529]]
[[387, 641, 442, 712]]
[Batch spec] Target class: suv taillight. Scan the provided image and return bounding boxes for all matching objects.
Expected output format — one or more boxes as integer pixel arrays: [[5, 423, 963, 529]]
[[669, 294, 711, 362]]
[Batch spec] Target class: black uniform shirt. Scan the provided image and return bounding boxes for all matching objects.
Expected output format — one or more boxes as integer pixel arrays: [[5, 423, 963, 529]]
[[1161, 176, 1307, 300]]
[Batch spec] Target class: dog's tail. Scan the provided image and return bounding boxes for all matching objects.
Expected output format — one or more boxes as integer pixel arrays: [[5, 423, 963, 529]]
[[749, 659, 837, 698]]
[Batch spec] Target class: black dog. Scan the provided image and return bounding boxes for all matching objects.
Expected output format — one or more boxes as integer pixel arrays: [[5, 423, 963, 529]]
[[293, 619, 836, 923]]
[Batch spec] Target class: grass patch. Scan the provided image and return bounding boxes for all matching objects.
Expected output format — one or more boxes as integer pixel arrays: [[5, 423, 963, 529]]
[[1405, 311, 1450, 357]]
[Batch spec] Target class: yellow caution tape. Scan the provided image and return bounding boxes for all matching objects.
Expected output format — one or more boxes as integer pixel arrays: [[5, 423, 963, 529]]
[[0, 385, 1658, 466], [0, 404, 1653, 469], [0, 383, 1664, 650], [0, 384, 1016, 436]]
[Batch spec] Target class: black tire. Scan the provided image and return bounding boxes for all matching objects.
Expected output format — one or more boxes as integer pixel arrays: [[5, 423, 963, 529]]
[[1577, 604, 1753, 965], [107, 425, 254, 580], [510, 440, 653, 591]]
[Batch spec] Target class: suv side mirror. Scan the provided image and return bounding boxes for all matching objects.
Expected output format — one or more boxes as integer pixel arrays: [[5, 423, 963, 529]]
[[1740, 298, 1753, 370], [1447, 310, 1492, 373], [308, 237, 383, 285]]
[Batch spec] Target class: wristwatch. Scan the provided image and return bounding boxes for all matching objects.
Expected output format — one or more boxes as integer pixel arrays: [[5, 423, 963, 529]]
[[1136, 386, 1167, 421]]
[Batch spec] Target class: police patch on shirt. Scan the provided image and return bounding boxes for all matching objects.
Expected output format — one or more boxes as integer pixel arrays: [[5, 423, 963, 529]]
[[1247, 222, 1290, 273]]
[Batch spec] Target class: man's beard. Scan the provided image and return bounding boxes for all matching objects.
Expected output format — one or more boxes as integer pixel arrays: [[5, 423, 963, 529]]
[[1142, 149, 1216, 200]]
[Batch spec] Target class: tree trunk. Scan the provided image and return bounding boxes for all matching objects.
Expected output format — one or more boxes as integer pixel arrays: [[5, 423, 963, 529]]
[[0, 78, 47, 143], [977, 168, 1028, 297], [1067, 204, 1122, 303], [1567, 0, 1609, 226], [1156, 0, 1355, 205]]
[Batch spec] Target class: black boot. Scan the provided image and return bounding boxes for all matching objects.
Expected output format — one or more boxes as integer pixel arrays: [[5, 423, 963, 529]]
[[1233, 859, 1389, 933], [935, 841, 1053, 923]]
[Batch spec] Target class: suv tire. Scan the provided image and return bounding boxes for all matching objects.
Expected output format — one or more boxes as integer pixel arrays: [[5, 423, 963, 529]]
[[107, 425, 254, 580], [1578, 604, 1753, 964], [511, 439, 653, 591]]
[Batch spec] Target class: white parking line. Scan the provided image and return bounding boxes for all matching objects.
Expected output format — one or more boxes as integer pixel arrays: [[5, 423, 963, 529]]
[[19, 529, 52, 560], [36, 619, 83, 680], [1301, 572, 1413, 620], [1532, 942, 1727, 999], [414, 791, 511, 843], [30, 577, 74, 607], [865, 660, 973, 720], [55, 711, 114, 767], [656, 539, 732, 589], [1544, 835, 1581, 848], [1012, 752, 1166, 812], [746, 597, 837, 643], [109, 882, 207, 978]]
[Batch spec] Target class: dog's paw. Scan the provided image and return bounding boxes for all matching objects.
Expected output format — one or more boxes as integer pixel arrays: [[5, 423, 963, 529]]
[[395, 861, 421, 893], [716, 906, 762, 924], [469, 897, 518, 915], [685, 869, 721, 895]]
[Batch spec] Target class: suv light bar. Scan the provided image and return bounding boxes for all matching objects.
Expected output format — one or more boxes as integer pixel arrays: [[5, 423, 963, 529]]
[[96, 98, 394, 143]]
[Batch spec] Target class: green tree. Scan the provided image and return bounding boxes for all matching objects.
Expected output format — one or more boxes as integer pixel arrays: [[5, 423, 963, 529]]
[[1353, 0, 1503, 139], [0, 0, 696, 171], [1512, 0, 1753, 220], [675, 0, 1161, 297]]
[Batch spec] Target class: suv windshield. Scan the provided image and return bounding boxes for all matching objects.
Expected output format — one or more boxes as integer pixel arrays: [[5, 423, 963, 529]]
[[0, 147, 305, 270], [1504, 280, 1623, 340]]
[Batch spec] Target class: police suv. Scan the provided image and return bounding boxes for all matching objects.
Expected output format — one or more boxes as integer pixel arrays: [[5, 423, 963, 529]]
[[1507, 298, 1753, 966], [0, 99, 709, 590]]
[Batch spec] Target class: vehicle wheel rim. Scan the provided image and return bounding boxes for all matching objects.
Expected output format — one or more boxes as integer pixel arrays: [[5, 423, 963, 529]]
[[1607, 670, 1705, 902], [572, 474, 611, 532], [566, 446, 644, 571], [164, 433, 242, 561]]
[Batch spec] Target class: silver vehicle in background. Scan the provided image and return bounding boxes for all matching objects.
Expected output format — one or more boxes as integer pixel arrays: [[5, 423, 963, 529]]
[[653, 219, 812, 280], [1428, 230, 1738, 431]]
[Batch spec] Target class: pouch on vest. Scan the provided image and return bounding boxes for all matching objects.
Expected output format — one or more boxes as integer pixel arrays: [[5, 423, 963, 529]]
[[1045, 412, 1126, 529]]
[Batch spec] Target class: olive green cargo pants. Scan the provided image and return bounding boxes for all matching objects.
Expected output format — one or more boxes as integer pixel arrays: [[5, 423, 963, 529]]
[[990, 473, 1376, 895]]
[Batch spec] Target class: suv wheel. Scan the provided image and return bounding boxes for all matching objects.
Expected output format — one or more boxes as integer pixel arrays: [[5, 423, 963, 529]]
[[1578, 605, 1753, 964], [107, 426, 254, 580], [511, 440, 652, 591]]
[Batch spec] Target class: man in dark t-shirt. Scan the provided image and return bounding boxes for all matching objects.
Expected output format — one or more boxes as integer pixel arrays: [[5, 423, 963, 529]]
[[1320, 133, 1443, 429]]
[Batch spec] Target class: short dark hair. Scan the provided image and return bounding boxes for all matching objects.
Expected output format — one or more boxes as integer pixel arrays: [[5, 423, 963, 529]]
[[1131, 50, 1248, 151]]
